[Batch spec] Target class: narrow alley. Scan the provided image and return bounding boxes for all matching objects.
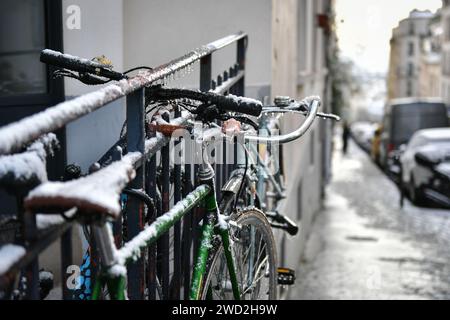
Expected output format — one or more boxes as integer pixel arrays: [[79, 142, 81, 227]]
[[289, 138, 450, 300]]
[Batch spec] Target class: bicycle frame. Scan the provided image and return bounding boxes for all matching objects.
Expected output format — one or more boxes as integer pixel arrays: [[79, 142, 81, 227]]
[[90, 165, 241, 300]]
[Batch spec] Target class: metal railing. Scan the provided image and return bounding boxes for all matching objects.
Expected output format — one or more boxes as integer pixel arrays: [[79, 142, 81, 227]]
[[0, 32, 248, 300]]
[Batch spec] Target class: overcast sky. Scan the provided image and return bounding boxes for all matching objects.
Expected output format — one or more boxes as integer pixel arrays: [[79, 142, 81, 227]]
[[335, 0, 442, 74]]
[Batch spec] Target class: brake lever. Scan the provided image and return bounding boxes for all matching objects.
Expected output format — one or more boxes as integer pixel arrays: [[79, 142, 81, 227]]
[[317, 112, 341, 121]]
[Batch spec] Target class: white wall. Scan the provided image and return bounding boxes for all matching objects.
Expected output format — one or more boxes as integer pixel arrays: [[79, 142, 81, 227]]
[[271, 0, 331, 271], [63, 0, 126, 172], [123, 0, 272, 100]]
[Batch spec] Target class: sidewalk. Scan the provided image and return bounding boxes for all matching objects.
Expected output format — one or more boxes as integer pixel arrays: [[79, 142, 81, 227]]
[[288, 138, 450, 300]]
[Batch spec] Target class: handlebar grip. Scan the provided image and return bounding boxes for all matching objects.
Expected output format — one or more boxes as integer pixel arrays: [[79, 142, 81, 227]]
[[40, 49, 125, 81], [208, 94, 262, 117], [147, 87, 262, 117]]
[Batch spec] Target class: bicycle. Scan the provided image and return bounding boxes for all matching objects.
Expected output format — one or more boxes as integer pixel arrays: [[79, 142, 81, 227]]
[[5, 49, 339, 300]]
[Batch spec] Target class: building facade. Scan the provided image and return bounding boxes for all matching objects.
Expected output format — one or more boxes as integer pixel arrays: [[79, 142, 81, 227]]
[[441, 0, 450, 103], [271, 0, 334, 272], [419, 11, 442, 98], [387, 10, 435, 100]]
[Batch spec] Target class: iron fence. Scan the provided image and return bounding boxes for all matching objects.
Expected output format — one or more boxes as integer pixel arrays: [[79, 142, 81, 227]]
[[0, 32, 248, 300]]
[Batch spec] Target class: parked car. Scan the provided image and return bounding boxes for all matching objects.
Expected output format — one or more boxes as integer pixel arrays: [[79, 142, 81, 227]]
[[350, 122, 377, 153], [380, 98, 449, 171], [400, 128, 450, 207]]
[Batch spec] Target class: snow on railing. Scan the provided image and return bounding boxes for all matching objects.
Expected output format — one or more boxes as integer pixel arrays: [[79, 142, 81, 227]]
[[0, 32, 246, 156], [0, 244, 26, 276]]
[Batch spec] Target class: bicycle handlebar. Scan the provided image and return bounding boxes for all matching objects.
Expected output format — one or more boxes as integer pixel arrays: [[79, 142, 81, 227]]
[[40, 49, 126, 81], [147, 87, 263, 117], [244, 97, 321, 144]]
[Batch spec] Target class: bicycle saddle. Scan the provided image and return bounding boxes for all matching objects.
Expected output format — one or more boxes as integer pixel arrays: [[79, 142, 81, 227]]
[[24, 155, 137, 221]]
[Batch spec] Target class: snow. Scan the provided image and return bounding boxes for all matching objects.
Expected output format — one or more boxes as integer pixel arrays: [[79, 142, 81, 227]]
[[0, 133, 58, 188], [417, 143, 450, 163], [39, 270, 54, 281], [0, 85, 124, 155], [108, 264, 127, 278], [26, 152, 141, 219], [436, 162, 450, 176], [42, 49, 112, 69], [207, 33, 244, 50], [409, 10, 433, 19], [0, 244, 26, 275], [0, 35, 245, 156], [217, 213, 229, 231], [36, 214, 66, 230], [227, 94, 262, 108], [144, 114, 192, 156], [415, 128, 450, 141], [144, 132, 167, 156]]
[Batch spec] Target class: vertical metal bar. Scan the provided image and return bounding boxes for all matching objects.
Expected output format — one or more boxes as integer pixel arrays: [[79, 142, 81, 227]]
[[160, 113, 170, 300], [112, 147, 123, 248], [222, 139, 228, 183], [146, 159, 157, 299], [236, 37, 247, 96], [171, 107, 182, 299], [23, 210, 39, 300], [235, 37, 247, 171], [146, 129, 157, 300], [126, 88, 146, 300], [182, 138, 193, 299], [60, 229, 72, 300], [200, 54, 212, 92]]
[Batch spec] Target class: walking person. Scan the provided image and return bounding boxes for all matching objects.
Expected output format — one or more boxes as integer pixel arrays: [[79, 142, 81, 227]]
[[342, 121, 350, 154]]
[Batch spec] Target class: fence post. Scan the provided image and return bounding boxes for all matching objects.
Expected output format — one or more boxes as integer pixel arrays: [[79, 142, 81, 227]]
[[160, 112, 171, 299], [126, 88, 146, 299], [171, 106, 182, 299], [146, 132, 157, 300], [60, 229, 72, 300], [237, 37, 246, 96]]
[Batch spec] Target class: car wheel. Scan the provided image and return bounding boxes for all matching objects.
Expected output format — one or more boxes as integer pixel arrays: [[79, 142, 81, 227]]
[[409, 175, 426, 206]]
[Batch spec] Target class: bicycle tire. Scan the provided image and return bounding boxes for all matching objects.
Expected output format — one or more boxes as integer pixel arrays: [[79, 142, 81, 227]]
[[200, 195, 277, 300]]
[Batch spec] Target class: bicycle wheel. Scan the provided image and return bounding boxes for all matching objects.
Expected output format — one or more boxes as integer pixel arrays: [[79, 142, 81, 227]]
[[200, 207, 277, 300]]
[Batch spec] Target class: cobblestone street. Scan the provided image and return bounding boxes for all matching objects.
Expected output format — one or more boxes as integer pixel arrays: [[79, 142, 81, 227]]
[[288, 139, 450, 300]]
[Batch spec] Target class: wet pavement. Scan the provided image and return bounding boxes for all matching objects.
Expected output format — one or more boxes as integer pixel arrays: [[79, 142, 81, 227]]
[[288, 138, 450, 300]]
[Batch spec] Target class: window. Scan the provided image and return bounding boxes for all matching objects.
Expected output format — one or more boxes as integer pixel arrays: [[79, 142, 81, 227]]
[[407, 63, 414, 77], [0, 0, 48, 97], [407, 81, 413, 97], [446, 53, 450, 76], [0, 0, 64, 113], [408, 42, 414, 56], [409, 22, 415, 36], [447, 18, 450, 41]]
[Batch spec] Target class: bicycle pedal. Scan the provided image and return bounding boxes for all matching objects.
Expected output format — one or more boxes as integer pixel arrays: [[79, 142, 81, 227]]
[[277, 267, 296, 285]]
